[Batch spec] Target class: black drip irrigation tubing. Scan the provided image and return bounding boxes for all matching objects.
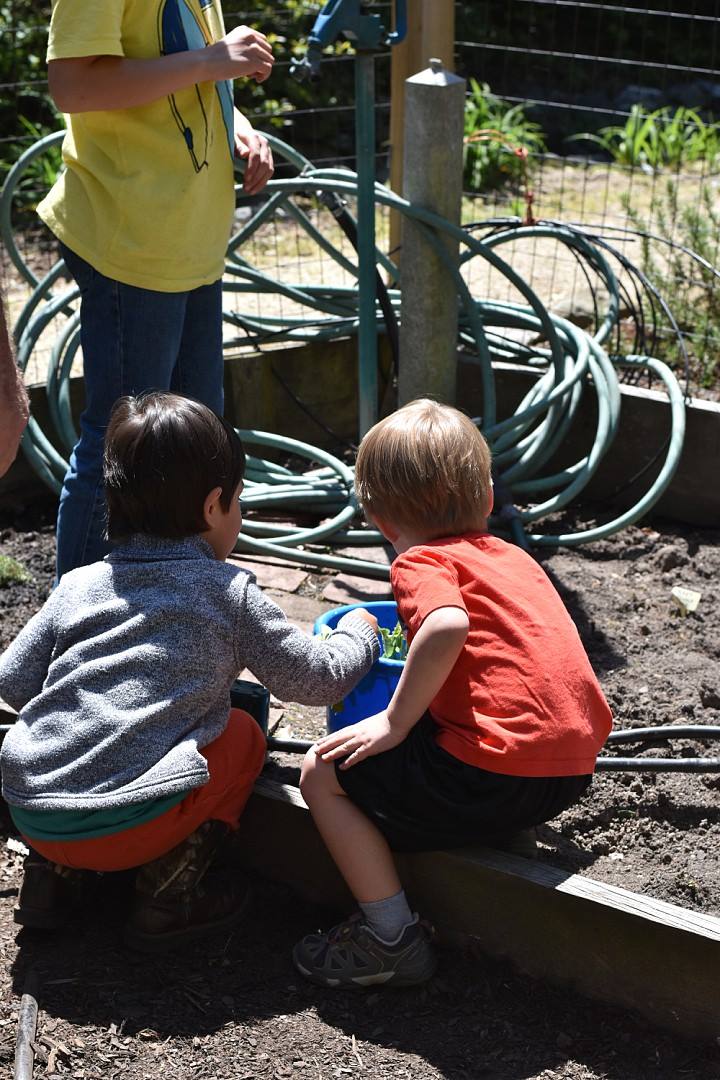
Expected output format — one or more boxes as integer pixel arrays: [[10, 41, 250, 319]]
[[266, 727, 720, 773], [1, 726, 718, 771], [266, 736, 314, 754], [595, 758, 720, 772], [595, 725, 720, 773]]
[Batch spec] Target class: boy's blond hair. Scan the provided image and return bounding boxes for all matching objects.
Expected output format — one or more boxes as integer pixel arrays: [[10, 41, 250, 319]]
[[354, 399, 492, 538]]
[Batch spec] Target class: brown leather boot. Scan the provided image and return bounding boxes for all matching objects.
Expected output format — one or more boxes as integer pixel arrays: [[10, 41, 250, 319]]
[[124, 821, 250, 953], [14, 852, 96, 930]]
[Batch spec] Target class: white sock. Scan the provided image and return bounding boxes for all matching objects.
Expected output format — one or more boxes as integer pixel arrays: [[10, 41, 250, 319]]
[[360, 889, 414, 944]]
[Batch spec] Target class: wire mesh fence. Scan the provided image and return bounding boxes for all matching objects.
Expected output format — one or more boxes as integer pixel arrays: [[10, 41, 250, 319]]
[[456, 1, 720, 393], [2, 1, 720, 392]]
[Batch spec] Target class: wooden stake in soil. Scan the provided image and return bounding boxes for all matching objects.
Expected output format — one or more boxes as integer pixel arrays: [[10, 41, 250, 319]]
[[13, 970, 40, 1080]]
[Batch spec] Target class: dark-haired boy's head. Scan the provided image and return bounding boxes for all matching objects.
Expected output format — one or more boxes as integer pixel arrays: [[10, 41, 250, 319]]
[[103, 392, 245, 542]]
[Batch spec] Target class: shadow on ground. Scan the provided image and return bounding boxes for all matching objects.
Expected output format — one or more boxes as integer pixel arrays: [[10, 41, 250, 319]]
[[5, 865, 719, 1080]]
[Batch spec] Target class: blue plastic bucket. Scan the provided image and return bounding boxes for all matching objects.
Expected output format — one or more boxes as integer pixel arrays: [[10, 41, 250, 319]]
[[314, 601, 405, 733]]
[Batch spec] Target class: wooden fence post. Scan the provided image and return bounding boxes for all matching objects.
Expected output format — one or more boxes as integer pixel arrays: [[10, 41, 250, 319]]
[[389, 0, 456, 261]]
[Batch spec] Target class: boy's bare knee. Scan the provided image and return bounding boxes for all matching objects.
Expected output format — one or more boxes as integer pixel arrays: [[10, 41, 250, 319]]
[[299, 747, 336, 805], [299, 746, 319, 799]]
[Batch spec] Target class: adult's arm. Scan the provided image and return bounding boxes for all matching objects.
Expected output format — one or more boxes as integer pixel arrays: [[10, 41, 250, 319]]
[[0, 290, 29, 479], [48, 24, 274, 113]]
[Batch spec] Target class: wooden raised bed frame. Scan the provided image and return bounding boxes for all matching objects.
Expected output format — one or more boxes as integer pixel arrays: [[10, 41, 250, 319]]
[[235, 777, 720, 1043]]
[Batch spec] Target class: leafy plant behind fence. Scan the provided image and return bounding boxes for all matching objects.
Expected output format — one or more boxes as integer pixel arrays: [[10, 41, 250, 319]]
[[623, 179, 720, 388], [572, 105, 720, 171], [463, 78, 546, 192], [0, 116, 65, 218]]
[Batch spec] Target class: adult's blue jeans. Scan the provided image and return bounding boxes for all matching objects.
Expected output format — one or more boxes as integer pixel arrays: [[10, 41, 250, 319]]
[[56, 243, 225, 579]]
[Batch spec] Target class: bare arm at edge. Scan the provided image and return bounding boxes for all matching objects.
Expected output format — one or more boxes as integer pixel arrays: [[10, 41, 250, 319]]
[[48, 24, 274, 113], [0, 291, 29, 479]]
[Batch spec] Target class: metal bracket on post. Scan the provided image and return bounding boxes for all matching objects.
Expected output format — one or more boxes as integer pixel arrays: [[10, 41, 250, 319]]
[[291, 1, 407, 437], [291, 0, 407, 81]]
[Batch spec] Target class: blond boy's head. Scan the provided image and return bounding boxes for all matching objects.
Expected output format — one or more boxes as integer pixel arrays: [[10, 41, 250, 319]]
[[354, 399, 492, 539]]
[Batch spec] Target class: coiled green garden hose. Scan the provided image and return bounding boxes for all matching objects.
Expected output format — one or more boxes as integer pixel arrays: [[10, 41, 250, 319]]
[[1, 130, 687, 575]]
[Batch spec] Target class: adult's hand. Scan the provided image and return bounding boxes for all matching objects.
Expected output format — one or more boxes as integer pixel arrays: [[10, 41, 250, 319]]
[[0, 387, 29, 479], [211, 25, 274, 83], [234, 121, 274, 196]]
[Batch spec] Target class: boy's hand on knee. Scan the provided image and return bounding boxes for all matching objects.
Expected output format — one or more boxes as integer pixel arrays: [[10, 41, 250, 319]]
[[314, 712, 403, 769]]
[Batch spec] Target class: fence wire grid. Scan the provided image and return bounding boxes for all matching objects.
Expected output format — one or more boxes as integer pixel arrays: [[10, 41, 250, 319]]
[[2, 1, 720, 391]]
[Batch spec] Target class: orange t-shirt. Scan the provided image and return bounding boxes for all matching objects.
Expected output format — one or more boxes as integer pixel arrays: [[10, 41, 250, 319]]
[[391, 534, 612, 777]]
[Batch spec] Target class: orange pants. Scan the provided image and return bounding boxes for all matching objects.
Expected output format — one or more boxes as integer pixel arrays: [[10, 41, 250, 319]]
[[24, 709, 266, 872]]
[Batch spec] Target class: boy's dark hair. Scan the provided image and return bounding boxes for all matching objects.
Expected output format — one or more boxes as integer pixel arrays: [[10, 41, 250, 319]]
[[103, 392, 246, 542]]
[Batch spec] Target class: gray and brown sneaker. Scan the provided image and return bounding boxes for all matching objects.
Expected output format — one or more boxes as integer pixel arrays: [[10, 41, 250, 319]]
[[293, 912, 437, 988], [124, 821, 250, 953]]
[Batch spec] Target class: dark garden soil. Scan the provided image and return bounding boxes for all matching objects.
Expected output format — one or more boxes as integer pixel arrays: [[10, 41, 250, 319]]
[[1, 500, 719, 1079]]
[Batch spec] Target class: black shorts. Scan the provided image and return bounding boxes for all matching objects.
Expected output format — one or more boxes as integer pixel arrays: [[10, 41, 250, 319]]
[[335, 713, 591, 852]]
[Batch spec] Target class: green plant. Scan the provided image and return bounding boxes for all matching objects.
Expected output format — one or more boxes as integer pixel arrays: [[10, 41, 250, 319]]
[[463, 78, 546, 192], [319, 618, 407, 660], [378, 621, 408, 661], [624, 179, 720, 388], [573, 105, 720, 170], [0, 555, 31, 587]]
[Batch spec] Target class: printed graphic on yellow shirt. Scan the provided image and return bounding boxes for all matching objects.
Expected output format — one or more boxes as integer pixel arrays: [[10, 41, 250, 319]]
[[158, 0, 234, 171]]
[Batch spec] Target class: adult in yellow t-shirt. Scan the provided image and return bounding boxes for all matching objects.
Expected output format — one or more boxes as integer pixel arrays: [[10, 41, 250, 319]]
[[37, 0, 275, 578]]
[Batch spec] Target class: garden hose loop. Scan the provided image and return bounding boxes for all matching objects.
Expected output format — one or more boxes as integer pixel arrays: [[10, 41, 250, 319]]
[[1, 131, 687, 567]]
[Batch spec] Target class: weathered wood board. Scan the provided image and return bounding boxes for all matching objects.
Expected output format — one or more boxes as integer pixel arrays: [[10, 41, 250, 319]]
[[234, 777, 720, 1043]]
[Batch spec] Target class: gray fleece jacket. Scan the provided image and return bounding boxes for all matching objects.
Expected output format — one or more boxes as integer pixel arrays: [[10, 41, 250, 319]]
[[0, 535, 378, 811]]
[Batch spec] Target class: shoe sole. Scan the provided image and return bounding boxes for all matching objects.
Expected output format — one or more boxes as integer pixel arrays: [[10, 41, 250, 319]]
[[123, 888, 251, 954], [292, 949, 438, 989]]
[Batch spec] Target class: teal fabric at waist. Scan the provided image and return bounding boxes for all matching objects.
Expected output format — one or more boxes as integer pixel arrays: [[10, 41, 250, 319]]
[[10, 790, 188, 842]]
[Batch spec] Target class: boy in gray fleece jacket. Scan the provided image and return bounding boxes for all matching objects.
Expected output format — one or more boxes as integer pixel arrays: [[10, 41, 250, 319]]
[[0, 392, 378, 950]]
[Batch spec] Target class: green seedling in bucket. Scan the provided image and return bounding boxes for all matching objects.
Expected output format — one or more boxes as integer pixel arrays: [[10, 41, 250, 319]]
[[318, 620, 408, 661], [378, 621, 408, 661]]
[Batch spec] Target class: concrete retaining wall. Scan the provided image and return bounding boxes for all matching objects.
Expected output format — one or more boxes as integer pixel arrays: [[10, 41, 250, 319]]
[[2, 342, 719, 527]]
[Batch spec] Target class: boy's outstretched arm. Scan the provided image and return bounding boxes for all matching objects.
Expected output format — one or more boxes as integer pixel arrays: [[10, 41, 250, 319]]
[[315, 605, 469, 770], [236, 580, 380, 705]]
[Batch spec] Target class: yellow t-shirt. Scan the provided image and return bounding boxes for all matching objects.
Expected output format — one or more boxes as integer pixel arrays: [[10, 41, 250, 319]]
[[37, 0, 236, 292]]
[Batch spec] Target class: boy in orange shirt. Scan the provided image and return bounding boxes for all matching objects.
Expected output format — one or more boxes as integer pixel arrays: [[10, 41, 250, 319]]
[[293, 399, 612, 987]]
